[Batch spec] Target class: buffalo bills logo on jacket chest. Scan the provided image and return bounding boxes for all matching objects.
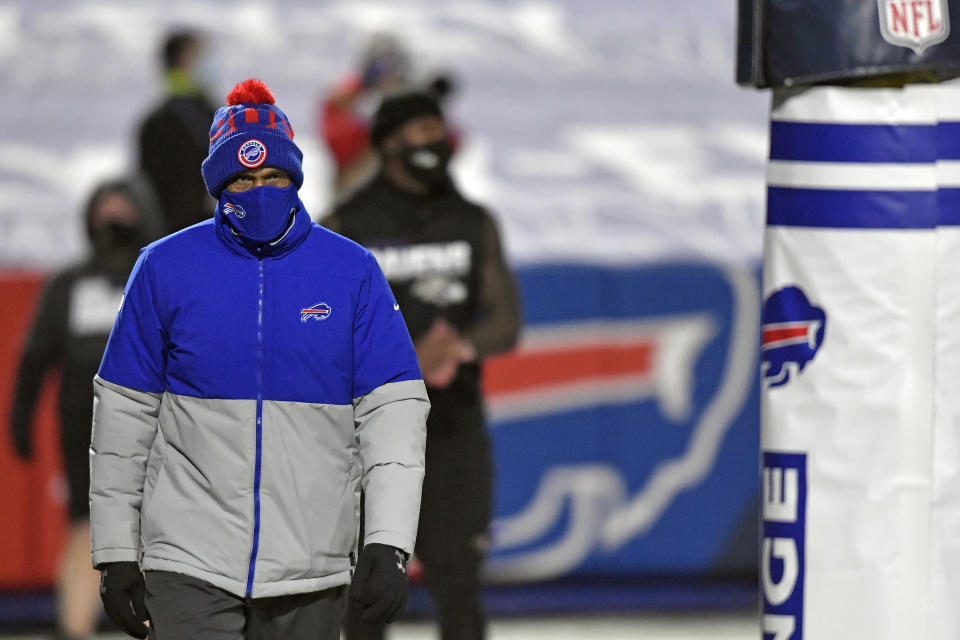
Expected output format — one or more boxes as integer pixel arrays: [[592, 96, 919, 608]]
[[762, 286, 826, 388], [238, 139, 267, 168], [300, 302, 332, 322]]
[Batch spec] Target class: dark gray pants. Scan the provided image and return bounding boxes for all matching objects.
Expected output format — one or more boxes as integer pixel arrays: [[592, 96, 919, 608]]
[[144, 571, 345, 640]]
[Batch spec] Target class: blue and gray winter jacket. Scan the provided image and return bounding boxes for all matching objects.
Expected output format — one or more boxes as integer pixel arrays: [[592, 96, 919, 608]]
[[89, 202, 428, 599]]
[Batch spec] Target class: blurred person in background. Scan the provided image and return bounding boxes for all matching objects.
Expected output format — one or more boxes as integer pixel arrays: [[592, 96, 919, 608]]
[[91, 79, 426, 640], [320, 32, 411, 196], [137, 28, 217, 233], [319, 32, 458, 197], [9, 177, 161, 640], [324, 91, 521, 640]]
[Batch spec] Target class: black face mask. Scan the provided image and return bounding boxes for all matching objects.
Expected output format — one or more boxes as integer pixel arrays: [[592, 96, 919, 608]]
[[92, 222, 142, 254], [396, 139, 453, 192]]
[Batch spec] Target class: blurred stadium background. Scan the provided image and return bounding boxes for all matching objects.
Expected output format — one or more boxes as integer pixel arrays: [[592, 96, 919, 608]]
[[0, 0, 767, 637]]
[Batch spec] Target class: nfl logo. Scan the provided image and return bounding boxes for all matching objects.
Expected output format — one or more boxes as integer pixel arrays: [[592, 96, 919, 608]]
[[878, 0, 950, 54]]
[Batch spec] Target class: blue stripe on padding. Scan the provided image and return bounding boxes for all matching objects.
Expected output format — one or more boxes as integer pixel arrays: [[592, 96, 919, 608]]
[[938, 123, 960, 160], [767, 187, 938, 229], [939, 188, 960, 226], [769, 122, 937, 163]]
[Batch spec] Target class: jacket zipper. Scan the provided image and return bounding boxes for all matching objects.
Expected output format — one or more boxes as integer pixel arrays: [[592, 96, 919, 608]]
[[245, 256, 265, 597]]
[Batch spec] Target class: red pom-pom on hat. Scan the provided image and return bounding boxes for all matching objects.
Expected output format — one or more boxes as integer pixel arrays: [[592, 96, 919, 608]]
[[226, 78, 276, 106]]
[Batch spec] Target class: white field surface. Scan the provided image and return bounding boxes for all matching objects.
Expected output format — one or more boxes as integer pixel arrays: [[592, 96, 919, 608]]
[[10, 612, 759, 640]]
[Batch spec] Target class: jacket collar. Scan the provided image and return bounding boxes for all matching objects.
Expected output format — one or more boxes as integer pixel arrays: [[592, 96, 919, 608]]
[[214, 198, 311, 259]]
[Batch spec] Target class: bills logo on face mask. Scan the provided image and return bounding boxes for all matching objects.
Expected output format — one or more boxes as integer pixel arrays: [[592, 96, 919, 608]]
[[238, 139, 267, 168], [223, 203, 246, 219]]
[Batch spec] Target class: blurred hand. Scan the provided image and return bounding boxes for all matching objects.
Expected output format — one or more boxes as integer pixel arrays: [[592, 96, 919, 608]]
[[415, 318, 456, 384], [415, 319, 476, 389]]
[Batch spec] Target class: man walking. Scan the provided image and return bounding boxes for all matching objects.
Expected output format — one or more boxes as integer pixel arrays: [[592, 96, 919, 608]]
[[91, 79, 428, 640]]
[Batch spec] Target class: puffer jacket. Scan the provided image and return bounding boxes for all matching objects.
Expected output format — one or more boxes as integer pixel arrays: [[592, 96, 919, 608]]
[[89, 200, 428, 599]]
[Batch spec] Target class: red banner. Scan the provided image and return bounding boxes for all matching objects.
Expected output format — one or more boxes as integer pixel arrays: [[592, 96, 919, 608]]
[[0, 273, 67, 588]]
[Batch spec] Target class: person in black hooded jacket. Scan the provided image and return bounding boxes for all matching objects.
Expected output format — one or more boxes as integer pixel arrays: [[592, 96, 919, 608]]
[[324, 91, 521, 640], [9, 176, 161, 640]]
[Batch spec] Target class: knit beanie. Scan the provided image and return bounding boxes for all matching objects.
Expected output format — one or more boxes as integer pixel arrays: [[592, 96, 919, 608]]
[[369, 91, 444, 148], [201, 79, 304, 197]]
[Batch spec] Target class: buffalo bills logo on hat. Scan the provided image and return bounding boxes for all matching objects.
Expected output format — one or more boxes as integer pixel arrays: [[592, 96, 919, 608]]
[[223, 203, 246, 219], [300, 302, 331, 322], [238, 139, 267, 168], [762, 285, 826, 388]]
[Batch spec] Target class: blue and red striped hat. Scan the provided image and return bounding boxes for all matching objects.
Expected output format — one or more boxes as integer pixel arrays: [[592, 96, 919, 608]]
[[201, 78, 304, 197]]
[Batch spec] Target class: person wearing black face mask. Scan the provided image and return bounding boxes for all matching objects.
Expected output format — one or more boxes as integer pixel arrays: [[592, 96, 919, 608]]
[[324, 91, 522, 640], [9, 177, 160, 640], [388, 136, 454, 193], [86, 184, 160, 279], [371, 92, 455, 197]]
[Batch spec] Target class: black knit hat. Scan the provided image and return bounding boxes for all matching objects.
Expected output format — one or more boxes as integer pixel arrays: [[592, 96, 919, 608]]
[[370, 91, 444, 148]]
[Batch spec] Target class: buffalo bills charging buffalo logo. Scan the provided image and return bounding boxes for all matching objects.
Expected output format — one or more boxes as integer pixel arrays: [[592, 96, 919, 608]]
[[300, 302, 331, 322], [223, 203, 246, 219], [762, 286, 826, 388], [238, 139, 267, 168]]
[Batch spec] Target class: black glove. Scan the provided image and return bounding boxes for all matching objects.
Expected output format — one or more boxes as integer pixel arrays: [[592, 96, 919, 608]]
[[349, 543, 409, 624], [99, 561, 149, 639]]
